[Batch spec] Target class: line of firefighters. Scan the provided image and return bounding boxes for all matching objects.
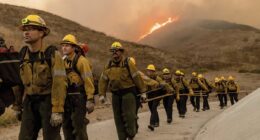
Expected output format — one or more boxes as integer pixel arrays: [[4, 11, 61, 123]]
[[5, 14, 240, 140], [125, 62, 240, 133]]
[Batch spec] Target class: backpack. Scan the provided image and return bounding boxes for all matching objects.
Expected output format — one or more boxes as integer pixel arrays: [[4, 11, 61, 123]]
[[19, 45, 57, 68], [107, 57, 133, 80], [107, 57, 139, 95], [228, 82, 237, 91]]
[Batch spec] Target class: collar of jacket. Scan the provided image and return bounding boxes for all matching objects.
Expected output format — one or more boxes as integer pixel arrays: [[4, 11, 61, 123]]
[[66, 53, 76, 61]]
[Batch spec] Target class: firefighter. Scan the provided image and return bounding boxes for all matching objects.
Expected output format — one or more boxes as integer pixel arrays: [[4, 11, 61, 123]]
[[227, 76, 239, 105], [15, 14, 67, 140], [220, 76, 228, 106], [198, 74, 212, 111], [98, 41, 146, 140], [214, 77, 227, 109], [174, 70, 193, 118], [189, 72, 208, 112], [145, 64, 171, 130], [61, 34, 95, 140], [161, 68, 179, 123]]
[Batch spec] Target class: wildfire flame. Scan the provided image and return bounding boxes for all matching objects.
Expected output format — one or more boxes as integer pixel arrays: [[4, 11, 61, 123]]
[[138, 17, 179, 41]]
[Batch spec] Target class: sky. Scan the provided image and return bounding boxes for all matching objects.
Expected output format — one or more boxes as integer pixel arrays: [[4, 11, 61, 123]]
[[1, 0, 260, 42]]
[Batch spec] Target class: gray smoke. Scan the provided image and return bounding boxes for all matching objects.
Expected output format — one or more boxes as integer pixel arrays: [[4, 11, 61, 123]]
[[1, 0, 260, 41]]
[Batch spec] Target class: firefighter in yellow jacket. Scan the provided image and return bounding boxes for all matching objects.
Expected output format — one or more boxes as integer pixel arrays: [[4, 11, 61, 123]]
[[15, 15, 67, 140], [198, 74, 212, 111], [173, 70, 194, 118], [161, 68, 179, 123], [99, 42, 146, 140], [227, 76, 239, 105], [189, 72, 208, 112], [61, 34, 95, 140]]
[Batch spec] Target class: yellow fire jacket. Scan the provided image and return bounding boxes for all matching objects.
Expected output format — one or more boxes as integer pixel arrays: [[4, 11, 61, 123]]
[[19, 45, 67, 113]]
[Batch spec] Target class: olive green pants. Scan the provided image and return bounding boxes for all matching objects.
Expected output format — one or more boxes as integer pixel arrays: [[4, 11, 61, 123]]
[[112, 92, 137, 140], [62, 93, 88, 140], [19, 95, 61, 140]]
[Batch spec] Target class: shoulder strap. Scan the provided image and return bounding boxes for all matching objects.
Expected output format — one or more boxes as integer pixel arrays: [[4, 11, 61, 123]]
[[19, 46, 28, 64], [72, 54, 81, 76], [124, 57, 134, 81], [181, 79, 189, 91], [44, 45, 57, 68], [107, 60, 113, 69]]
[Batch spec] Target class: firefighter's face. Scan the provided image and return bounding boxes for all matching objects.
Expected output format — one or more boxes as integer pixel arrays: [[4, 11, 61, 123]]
[[146, 70, 155, 77], [62, 44, 75, 55], [175, 75, 181, 81], [163, 74, 171, 80], [110, 49, 123, 62], [23, 26, 44, 44]]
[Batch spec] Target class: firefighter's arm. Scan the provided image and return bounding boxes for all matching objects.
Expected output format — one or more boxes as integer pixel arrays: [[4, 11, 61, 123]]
[[143, 76, 159, 89], [138, 71, 159, 89], [198, 79, 209, 92], [98, 68, 109, 97], [157, 76, 173, 93], [206, 79, 215, 89], [172, 79, 180, 100], [77, 57, 95, 100], [128, 61, 147, 93], [51, 51, 67, 113], [12, 85, 24, 111], [183, 79, 194, 95], [224, 84, 228, 94]]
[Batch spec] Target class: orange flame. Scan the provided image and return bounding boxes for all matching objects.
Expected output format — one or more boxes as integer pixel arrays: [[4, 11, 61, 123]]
[[138, 17, 179, 41]]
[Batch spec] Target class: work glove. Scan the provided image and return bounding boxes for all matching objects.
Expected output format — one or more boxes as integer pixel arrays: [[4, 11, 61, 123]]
[[14, 110, 22, 121], [99, 95, 105, 104], [50, 113, 63, 127], [86, 100, 95, 114], [140, 93, 147, 103]]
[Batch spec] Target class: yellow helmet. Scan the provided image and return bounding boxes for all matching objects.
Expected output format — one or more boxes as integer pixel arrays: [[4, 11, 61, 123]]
[[147, 64, 156, 71], [220, 76, 225, 80], [192, 72, 197, 77], [61, 34, 79, 46], [228, 76, 234, 81], [198, 74, 203, 79], [180, 72, 185, 76], [175, 70, 182, 76], [215, 77, 220, 83], [110, 41, 124, 51], [162, 68, 170, 74], [20, 15, 50, 36], [129, 57, 136, 65]]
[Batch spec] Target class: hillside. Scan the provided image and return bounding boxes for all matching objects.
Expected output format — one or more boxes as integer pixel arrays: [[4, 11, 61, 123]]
[[0, 3, 182, 74], [140, 19, 260, 71]]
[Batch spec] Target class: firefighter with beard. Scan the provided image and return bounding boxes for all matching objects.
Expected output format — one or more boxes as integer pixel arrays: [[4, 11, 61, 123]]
[[98, 42, 146, 140]]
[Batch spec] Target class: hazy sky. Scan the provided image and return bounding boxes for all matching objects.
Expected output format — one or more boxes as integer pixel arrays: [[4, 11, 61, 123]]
[[1, 0, 260, 41]]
